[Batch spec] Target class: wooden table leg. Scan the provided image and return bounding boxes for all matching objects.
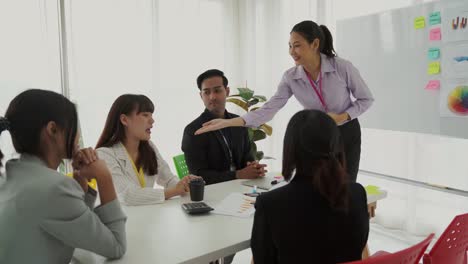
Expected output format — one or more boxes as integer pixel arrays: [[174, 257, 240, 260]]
[[368, 202, 377, 218]]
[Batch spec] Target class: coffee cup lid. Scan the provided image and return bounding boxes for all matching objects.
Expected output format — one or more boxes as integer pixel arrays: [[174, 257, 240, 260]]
[[190, 178, 204, 183]]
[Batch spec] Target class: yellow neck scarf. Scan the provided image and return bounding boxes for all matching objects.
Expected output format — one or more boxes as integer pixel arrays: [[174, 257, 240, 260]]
[[125, 148, 146, 187]]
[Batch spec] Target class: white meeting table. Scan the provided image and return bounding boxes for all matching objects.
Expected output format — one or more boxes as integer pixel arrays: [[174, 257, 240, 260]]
[[72, 179, 387, 264]]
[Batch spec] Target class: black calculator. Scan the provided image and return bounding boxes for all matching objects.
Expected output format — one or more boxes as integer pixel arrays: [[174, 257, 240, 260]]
[[181, 202, 214, 214]]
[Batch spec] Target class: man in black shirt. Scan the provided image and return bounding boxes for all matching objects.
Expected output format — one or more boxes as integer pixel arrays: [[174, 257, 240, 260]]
[[182, 69, 267, 186]]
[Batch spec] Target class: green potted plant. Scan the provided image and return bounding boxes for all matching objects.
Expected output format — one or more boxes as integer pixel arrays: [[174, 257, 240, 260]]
[[227, 87, 273, 160]]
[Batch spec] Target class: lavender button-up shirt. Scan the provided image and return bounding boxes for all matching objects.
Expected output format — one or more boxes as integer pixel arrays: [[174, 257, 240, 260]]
[[243, 53, 374, 127]]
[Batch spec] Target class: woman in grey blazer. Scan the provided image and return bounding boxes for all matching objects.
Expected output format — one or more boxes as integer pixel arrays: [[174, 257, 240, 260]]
[[0, 89, 126, 264]]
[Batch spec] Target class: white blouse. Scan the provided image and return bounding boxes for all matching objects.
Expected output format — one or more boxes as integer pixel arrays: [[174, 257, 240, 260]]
[[97, 142, 179, 206]]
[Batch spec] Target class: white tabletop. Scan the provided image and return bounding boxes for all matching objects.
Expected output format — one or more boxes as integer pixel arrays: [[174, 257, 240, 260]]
[[367, 189, 387, 204], [73, 180, 254, 264], [72, 179, 387, 264]]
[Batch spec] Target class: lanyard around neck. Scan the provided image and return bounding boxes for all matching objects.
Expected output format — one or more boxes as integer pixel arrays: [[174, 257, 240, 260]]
[[124, 148, 146, 187], [219, 130, 236, 171], [305, 69, 328, 112]]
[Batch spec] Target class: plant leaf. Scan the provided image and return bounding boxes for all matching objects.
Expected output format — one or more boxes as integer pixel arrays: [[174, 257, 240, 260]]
[[248, 98, 259, 107], [237, 87, 254, 101], [249, 106, 261, 112], [227, 98, 248, 111], [253, 95, 267, 102], [227, 94, 247, 100], [252, 129, 266, 141], [248, 128, 254, 141], [250, 142, 257, 159], [256, 151, 264, 160], [259, 123, 273, 136]]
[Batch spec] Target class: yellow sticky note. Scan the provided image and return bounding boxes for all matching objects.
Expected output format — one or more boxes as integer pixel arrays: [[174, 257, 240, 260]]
[[365, 185, 381, 195], [414, 16, 426, 29], [428, 61, 440, 75]]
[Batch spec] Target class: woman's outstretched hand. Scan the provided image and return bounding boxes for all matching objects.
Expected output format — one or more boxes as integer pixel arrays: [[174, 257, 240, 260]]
[[194, 117, 246, 135]]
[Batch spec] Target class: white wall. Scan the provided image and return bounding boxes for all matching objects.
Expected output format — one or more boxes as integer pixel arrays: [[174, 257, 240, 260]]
[[0, 0, 62, 171], [64, 0, 240, 163]]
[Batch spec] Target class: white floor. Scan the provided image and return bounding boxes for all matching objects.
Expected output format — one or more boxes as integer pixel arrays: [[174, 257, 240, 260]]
[[231, 223, 428, 264]]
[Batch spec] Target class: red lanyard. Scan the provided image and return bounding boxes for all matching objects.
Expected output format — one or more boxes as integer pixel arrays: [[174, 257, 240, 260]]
[[305, 69, 327, 112]]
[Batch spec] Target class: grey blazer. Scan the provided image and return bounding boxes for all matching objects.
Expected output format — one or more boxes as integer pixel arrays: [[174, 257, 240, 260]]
[[0, 155, 127, 264]]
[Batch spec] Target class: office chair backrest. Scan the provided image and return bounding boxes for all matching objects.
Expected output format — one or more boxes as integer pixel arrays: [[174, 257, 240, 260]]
[[423, 213, 468, 264], [173, 154, 189, 179], [342, 233, 435, 264]]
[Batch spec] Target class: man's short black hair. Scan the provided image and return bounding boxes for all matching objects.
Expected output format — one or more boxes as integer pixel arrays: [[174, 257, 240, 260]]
[[196, 69, 228, 90]]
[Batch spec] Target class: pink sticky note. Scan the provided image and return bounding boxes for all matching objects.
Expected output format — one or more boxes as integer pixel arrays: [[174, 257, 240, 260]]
[[425, 80, 440, 90], [429, 28, 441, 41]]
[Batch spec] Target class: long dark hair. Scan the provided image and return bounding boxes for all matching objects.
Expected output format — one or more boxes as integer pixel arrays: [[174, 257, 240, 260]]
[[96, 94, 158, 175], [291, 20, 337, 58], [0, 89, 78, 168], [282, 110, 349, 209]]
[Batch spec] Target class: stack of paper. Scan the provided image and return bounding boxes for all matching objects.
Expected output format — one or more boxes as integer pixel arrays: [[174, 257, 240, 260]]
[[213, 193, 256, 218]]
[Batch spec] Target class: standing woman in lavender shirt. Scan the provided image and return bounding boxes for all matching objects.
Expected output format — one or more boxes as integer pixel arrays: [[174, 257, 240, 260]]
[[195, 20, 374, 182]]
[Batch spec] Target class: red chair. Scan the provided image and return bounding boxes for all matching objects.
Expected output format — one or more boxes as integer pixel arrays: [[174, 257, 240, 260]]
[[342, 233, 434, 264], [423, 213, 468, 264]]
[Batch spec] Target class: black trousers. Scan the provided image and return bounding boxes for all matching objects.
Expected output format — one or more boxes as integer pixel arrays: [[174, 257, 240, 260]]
[[338, 118, 361, 183]]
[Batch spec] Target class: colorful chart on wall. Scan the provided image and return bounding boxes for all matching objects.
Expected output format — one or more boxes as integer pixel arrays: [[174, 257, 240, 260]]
[[448, 86, 468, 115], [440, 80, 468, 118], [444, 5, 468, 42], [442, 43, 468, 79]]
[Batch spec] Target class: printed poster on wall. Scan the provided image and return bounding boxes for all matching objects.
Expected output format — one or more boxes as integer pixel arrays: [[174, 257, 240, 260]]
[[440, 79, 468, 118], [442, 43, 468, 79], [443, 5, 468, 42]]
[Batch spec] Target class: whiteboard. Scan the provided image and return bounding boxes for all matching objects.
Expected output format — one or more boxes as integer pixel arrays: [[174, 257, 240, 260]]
[[337, 1, 468, 139]]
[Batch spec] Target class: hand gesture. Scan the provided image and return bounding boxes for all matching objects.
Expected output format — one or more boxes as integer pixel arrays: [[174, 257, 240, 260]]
[[72, 148, 109, 181], [194, 119, 230, 135], [72, 147, 97, 171], [236, 161, 268, 179], [327, 112, 349, 125]]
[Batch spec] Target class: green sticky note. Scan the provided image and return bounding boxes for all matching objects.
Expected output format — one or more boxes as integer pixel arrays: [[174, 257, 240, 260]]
[[429, 11, 441, 25], [428, 61, 440, 75], [428, 48, 440, 60], [365, 185, 381, 195], [414, 16, 426, 29]]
